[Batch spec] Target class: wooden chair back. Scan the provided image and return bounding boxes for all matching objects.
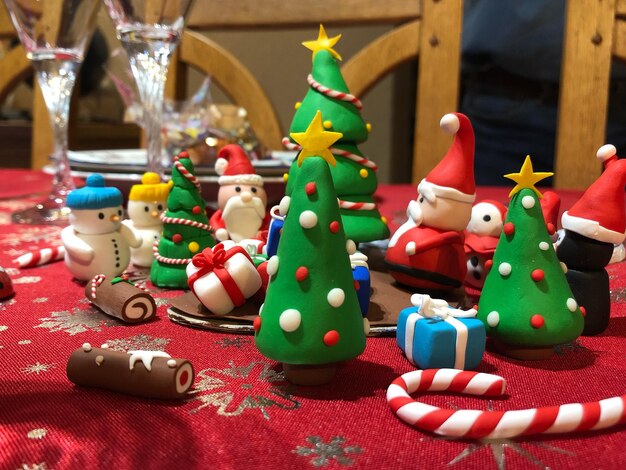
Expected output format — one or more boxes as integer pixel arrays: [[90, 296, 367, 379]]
[[556, 0, 626, 189], [171, 0, 463, 183]]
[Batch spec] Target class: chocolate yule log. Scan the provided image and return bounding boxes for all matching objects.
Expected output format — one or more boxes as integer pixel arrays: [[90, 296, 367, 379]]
[[66, 344, 194, 400], [85, 275, 156, 323]]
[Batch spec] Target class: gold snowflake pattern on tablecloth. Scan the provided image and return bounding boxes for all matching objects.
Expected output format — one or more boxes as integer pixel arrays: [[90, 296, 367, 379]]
[[21, 362, 55, 375], [18, 463, 48, 470], [103, 334, 171, 352], [27, 428, 48, 440], [0, 298, 16, 311], [0, 226, 61, 247], [214, 337, 250, 348], [293, 436, 363, 467], [13, 276, 41, 284], [189, 360, 300, 419], [35, 308, 119, 335]]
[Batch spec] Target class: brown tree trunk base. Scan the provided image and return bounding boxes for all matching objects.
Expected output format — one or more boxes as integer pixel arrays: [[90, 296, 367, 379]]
[[282, 362, 337, 386], [493, 340, 553, 361]]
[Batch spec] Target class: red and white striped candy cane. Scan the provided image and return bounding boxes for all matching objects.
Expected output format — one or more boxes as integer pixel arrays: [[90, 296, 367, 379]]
[[173, 154, 201, 191], [307, 74, 363, 110], [337, 199, 376, 211], [387, 369, 626, 439], [90, 274, 106, 299], [14, 245, 65, 268], [282, 138, 378, 171]]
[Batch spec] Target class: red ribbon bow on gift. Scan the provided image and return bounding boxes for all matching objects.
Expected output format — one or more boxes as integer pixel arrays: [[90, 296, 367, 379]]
[[187, 244, 253, 308]]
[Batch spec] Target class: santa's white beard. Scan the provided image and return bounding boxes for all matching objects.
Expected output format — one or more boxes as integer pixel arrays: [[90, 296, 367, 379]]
[[221, 195, 266, 242]]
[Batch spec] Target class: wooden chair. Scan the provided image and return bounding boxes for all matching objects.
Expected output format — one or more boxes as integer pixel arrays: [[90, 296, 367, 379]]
[[556, 0, 626, 189], [170, 0, 463, 184]]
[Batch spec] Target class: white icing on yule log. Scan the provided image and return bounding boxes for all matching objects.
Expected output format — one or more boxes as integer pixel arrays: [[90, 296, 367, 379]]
[[127, 350, 171, 371]]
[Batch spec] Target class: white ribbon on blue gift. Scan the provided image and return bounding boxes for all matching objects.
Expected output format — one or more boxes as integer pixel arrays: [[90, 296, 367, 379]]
[[405, 294, 478, 369]]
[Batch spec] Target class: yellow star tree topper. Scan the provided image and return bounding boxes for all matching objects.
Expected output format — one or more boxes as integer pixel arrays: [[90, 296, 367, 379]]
[[504, 155, 553, 198], [302, 24, 342, 61], [290, 110, 343, 167]]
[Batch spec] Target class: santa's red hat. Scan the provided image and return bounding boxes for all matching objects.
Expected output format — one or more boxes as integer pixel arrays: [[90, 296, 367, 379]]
[[418, 113, 476, 204], [215, 144, 263, 186], [540, 190, 561, 230], [561, 144, 626, 244]]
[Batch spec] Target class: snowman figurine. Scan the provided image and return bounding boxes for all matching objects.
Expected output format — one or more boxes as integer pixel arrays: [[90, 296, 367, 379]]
[[61, 174, 141, 281], [124, 172, 172, 267], [463, 200, 506, 290], [385, 113, 476, 291]]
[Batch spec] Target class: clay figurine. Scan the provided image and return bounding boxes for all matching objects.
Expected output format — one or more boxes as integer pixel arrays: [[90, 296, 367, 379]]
[[477, 156, 584, 359], [385, 113, 476, 291], [283, 25, 390, 243], [0, 266, 14, 299], [556, 144, 626, 335], [254, 111, 366, 386], [464, 200, 507, 290], [62, 174, 141, 281], [210, 144, 270, 243], [124, 172, 171, 267]]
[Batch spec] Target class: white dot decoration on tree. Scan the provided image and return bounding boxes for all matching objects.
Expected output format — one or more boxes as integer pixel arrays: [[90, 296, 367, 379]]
[[279, 196, 291, 216], [327, 288, 345, 308], [521, 195, 536, 209], [539, 241, 550, 251], [487, 311, 500, 327], [299, 210, 318, 229], [364, 317, 370, 335], [267, 256, 279, 276], [346, 239, 357, 255], [498, 262, 512, 277], [566, 298, 578, 312], [279, 309, 302, 332], [560, 261, 568, 273], [259, 303, 264, 316]]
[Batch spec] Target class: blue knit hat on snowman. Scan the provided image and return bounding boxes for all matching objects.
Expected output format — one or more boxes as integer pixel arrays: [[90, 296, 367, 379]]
[[66, 174, 123, 210]]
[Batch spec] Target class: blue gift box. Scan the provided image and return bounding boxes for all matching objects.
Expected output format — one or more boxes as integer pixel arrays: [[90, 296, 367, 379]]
[[352, 265, 370, 317], [266, 212, 283, 258], [396, 306, 485, 370]]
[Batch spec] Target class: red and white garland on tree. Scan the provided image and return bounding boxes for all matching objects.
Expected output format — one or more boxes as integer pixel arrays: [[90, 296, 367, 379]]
[[387, 368, 626, 439], [283, 76, 381, 213]]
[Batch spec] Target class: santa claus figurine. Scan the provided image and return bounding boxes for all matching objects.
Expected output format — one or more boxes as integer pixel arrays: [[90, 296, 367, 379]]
[[385, 113, 476, 291], [210, 144, 270, 243]]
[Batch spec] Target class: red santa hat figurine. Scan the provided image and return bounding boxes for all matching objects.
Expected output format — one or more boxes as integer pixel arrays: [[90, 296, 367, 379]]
[[385, 112, 476, 291], [210, 144, 270, 243]]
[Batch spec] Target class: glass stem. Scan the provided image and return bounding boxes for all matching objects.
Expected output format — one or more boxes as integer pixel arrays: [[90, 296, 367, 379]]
[[127, 47, 174, 175], [33, 59, 80, 199]]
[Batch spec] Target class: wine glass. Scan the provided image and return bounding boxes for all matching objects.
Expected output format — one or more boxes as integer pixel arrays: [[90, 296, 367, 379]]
[[4, 0, 101, 225], [103, 0, 192, 176]]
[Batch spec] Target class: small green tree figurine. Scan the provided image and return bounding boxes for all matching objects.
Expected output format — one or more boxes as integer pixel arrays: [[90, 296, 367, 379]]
[[477, 156, 584, 359], [255, 111, 367, 385], [284, 25, 390, 243], [150, 152, 215, 288]]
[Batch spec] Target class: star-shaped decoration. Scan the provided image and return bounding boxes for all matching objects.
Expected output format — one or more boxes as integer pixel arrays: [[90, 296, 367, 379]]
[[291, 110, 342, 167], [302, 24, 342, 61], [504, 155, 553, 198]]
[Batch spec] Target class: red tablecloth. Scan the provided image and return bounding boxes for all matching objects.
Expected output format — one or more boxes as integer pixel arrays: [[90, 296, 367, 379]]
[[2, 170, 626, 470]]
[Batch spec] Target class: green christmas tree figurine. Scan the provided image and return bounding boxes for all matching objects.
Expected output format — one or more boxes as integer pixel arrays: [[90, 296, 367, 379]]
[[255, 111, 367, 385], [150, 152, 215, 288], [284, 25, 390, 244], [477, 156, 584, 360]]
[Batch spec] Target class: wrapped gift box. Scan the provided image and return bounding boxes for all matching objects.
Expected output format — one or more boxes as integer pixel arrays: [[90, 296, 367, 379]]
[[187, 243, 262, 315], [352, 265, 370, 317], [396, 306, 485, 370]]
